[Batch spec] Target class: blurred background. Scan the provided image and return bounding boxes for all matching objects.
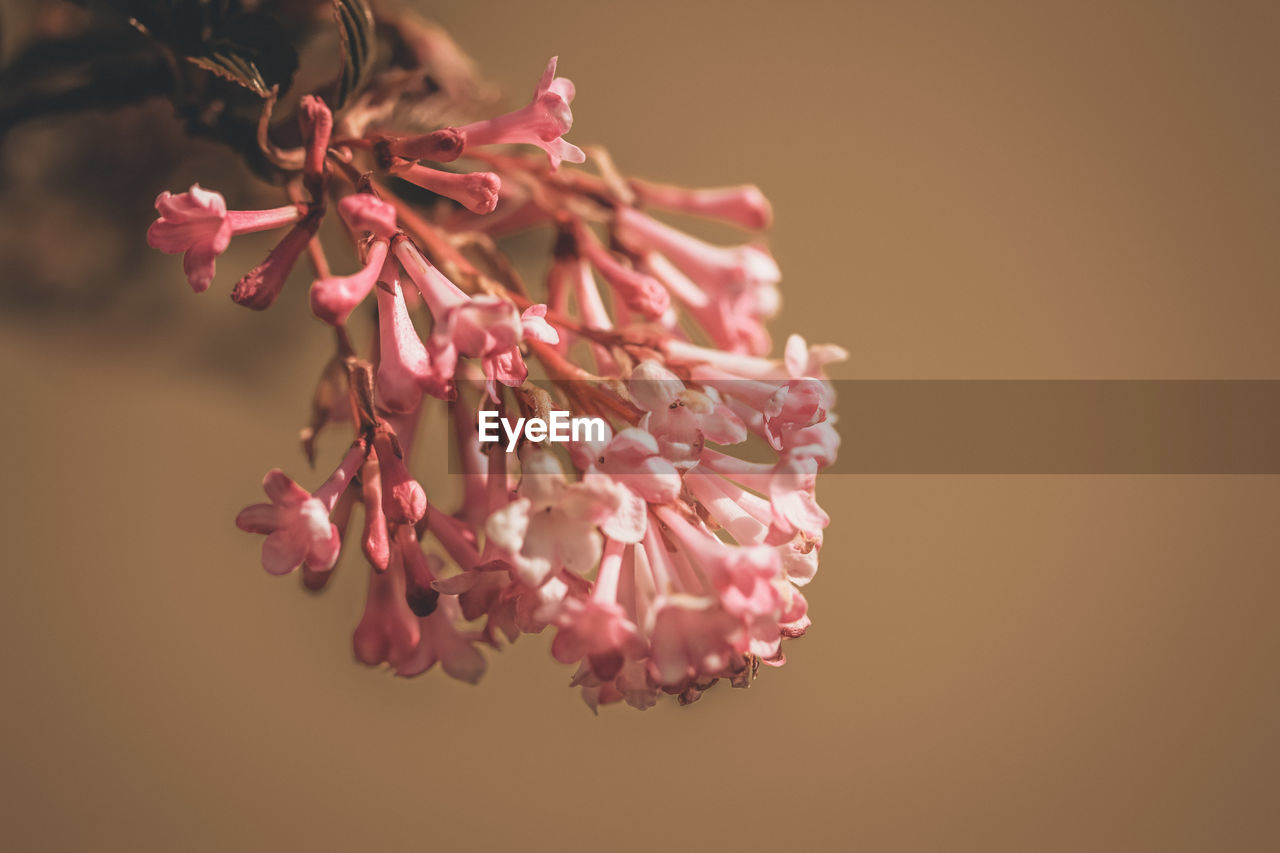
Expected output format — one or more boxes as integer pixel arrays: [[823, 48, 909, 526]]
[[2, 0, 1278, 850]]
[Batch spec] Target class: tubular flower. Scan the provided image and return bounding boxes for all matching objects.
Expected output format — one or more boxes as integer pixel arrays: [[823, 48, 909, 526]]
[[629, 179, 774, 230], [388, 160, 502, 215], [235, 442, 365, 575], [455, 57, 586, 169], [310, 193, 397, 325], [387, 58, 585, 170], [147, 45, 842, 711], [147, 185, 304, 293]]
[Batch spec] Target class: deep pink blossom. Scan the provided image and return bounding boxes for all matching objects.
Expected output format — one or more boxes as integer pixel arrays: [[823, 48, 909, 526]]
[[230, 214, 320, 310], [353, 543, 421, 667], [298, 95, 333, 199], [310, 194, 398, 324], [147, 184, 303, 293], [575, 222, 671, 318], [234, 443, 364, 575], [388, 160, 501, 214], [395, 594, 488, 682], [456, 57, 586, 169]]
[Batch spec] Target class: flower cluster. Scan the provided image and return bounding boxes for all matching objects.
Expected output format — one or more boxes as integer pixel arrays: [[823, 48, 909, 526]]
[[148, 56, 843, 710]]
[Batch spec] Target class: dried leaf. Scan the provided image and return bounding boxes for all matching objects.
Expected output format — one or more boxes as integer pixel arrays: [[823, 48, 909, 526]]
[[332, 0, 377, 108], [186, 50, 270, 97]]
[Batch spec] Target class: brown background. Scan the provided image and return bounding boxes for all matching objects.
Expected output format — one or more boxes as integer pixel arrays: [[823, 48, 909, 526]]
[[2, 0, 1278, 850]]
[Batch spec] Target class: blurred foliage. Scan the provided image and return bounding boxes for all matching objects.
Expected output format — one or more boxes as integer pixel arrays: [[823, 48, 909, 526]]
[[0, 0, 490, 316]]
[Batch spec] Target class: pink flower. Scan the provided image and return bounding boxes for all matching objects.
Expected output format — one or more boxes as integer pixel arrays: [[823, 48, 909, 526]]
[[688, 369, 833, 451], [629, 179, 773, 230], [147, 184, 304, 293], [230, 214, 320, 311], [358, 452, 391, 572], [700, 448, 830, 542], [395, 595, 488, 682], [548, 540, 647, 680], [352, 543, 421, 667], [784, 333, 849, 379], [551, 597, 646, 679], [569, 424, 681, 505], [298, 95, 333, 200], [575, 222, 671, 318], [387, 160, 502, 215], [485, 447, 624, 587], [615, 206, 780, 354], [375, 267, 452, 411], [784, 419, 842, 469], [310, 193, 397, 325], [663, 333, 848, 381], [656, 505, 782, 597], [646, 594, 742, 687], [456, 57, 586, 169], [394, 238, 555, 401], [627, 360, 747, 470], [152, 52, 845, 710], [391, 527, 488, 682], [519, 304, 559, 344], [371, 427, 427, 526], [397, 526, 441, 617], [383, 127, 465, 164], [234, 443, 365, 575], [615, 206, 780, 297]]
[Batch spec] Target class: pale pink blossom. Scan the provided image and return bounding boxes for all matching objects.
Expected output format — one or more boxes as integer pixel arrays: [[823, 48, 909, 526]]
[[689, 369, 833, 451], [663, 333, 848, 381], [549, 541, 647, 680], [519, 304, 559, 344], [627, 360, 746, 469], [645, 594, 742, 687], [614, 206, 780, 297], [629, 179, 773, 230], [569, 424, 681, 505], [616, 205, 781, 354], [485, 447, 623, 586], [701, 448, 830, 541]]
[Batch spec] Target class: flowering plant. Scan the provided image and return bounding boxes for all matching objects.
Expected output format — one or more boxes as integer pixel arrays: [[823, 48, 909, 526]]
[[135, 0, 843, 710]]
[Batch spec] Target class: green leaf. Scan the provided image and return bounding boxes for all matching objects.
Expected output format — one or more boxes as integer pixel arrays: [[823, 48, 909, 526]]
[[332, 0, 377, 108]]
